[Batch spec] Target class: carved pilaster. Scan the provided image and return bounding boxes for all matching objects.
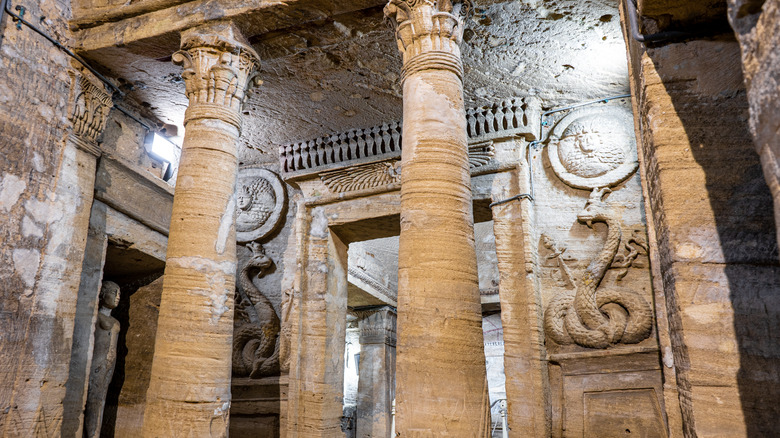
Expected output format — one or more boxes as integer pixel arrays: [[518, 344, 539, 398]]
[[172, 22, 261, 130], [67, 70, 112, 155], [384, 0, 470, 81], [357, 307, 397, 346]]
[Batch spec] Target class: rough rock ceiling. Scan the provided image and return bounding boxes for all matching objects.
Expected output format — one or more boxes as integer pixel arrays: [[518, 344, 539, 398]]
[[83, 0, 629, 166]]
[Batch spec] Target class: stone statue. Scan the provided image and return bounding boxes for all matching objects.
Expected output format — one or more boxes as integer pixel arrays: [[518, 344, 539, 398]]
[[83, 281, 120, 438]]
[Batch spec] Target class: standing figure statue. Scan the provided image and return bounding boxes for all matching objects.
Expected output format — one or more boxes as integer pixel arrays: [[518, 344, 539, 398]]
[[83, 281, 121, 438]]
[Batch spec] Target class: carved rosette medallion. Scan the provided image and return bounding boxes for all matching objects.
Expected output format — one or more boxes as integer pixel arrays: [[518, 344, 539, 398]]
[[67, 71, 113, 154], [236, 167, 287, 243], [172, 23, 261, 130], [384, 0, 470, 82], [547, 106, 638, 189]]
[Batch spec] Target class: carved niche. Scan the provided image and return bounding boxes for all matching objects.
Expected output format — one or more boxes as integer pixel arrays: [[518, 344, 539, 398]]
[[235, 167, 287, 243], [547, 106, 638, 190]]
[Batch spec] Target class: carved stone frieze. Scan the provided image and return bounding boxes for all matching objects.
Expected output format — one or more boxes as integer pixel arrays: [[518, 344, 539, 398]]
[[236, 167, 287, 243], [67, 71, 112, 153], [172, 22, 261, 129], [547, 106, 638, 189], [543, 188, 653, 349], [280, 96, 540, 180], [320, 161, 401, 193]]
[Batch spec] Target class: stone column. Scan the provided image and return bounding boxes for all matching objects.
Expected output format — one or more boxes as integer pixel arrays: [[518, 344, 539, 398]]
[[489, 169, 549, 437], [356, 307, 396, 438], [142, 22, 260, 437], [385, 1, 489, 435]]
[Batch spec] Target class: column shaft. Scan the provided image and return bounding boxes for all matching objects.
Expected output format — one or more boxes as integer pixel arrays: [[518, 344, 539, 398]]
[[142, 22, 259, 437], [356, 307, 396, 438], [385, 1, 489, 435]]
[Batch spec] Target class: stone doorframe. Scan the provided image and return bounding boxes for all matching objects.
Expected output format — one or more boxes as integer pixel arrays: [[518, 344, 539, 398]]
[[285, 187, 401, 436], [284, 160, 541, 436]]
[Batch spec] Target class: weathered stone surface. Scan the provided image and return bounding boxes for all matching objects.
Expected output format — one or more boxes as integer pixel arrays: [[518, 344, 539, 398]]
[[142, 21, 260, 436], [0, 6, 111, 427], [94, 156, 174, 236], [728, 0, 780, 259], [624, 24, 780, 436], [113, 276, 163, 438]]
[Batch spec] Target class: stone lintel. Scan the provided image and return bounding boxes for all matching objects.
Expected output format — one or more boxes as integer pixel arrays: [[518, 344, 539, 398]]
[[72, 0, 385, 57]]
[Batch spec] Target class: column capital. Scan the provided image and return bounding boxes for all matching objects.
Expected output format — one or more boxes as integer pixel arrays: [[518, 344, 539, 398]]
[[173, 22, 261, 130], [67, 69, 112, 155], [357, 306, 397, 346], [384, 0, 470, 81]]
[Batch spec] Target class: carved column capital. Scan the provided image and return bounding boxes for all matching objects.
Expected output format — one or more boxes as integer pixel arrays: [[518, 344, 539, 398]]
[[384, 0, 470, 81], [67, 70, 113, 155], [173, 22, 261, 130], [356, 306, 397, 346]]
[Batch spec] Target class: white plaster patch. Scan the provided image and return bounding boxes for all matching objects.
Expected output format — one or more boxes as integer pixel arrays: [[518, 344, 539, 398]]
[[676, 242, 704, 260], [215, 193, 236, 255], [13, 249, 40, 288], [209, 292, 230, 324], [213, 401, 230, 416], [25, 196, 64, 224], [167, 256, 235, 276], [37, 104, 54, 120], [663, 346, 674, 368], [167, 256, 235, 324], [0, 173, 26, 212], [32, 153, 45, 172], [177, 175, 195, 190], [310, 207, 329, 238], [22, 215, 43, 238]]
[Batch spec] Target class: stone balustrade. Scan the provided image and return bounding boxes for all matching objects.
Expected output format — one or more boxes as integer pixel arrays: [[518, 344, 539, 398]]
[[279, 96, 541, 180]]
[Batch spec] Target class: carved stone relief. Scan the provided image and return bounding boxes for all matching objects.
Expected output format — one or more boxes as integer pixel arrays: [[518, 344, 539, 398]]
[[320, 161, 401, 193], [67, 71, 112, 153], [317, 141, 496, 194], [543, 188, 653, 349], [235, 167, 286, 243], [547, 106, 638, 189], [233, 242, 280, 378]]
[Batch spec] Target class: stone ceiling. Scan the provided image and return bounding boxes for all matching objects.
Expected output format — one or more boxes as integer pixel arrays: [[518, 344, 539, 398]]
[[78, 0, 629, 166]]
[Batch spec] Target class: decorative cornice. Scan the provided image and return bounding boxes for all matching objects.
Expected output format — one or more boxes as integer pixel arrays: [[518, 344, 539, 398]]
[[384, 0, 470, 81], [348, 266, 396, 303], [173, 22, 261, 130], [67, 71, 112, 150], [280, 96, 541, 181]]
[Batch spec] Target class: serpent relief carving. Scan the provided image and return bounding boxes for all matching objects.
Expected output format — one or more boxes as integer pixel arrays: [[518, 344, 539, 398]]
[[233, 242, 280, 377], [543, 187, 653, 349]]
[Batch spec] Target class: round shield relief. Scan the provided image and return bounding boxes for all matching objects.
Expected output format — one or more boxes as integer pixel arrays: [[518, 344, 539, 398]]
[[547, 106, 638, 190], [235, 167, 287, 243]]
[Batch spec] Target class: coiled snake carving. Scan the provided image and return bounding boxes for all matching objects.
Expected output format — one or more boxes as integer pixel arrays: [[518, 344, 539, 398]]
[[233, 242, 280, 377], [543, 188, 653, 349]]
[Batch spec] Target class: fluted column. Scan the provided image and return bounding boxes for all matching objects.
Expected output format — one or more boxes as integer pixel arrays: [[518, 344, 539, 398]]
[[142, 22, 260, 437], [385, 1, 489, 435]]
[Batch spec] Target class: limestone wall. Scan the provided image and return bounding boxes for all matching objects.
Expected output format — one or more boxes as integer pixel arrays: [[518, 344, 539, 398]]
[[0, 0, 93, 432], [728, 0, 780, 258], [623, 16, 780, 436]]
